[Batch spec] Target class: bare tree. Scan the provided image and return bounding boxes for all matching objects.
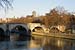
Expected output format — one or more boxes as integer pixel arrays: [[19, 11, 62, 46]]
[[0, 0, 13, 11]]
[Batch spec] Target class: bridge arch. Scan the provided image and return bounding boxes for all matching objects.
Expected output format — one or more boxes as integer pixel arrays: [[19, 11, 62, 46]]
[[49, 26, 60, 33], [0, 28, 4, 34], [32, 26, 44, 32], [9, 23, 31, 41], [0, 24, 6, 32], [11, 25, 27, 34], [9, 23, 29, 33], [0, 28, 5, 40]]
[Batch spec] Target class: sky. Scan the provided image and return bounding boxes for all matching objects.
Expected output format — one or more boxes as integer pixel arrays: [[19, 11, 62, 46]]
[[0, 0, 75, 18]]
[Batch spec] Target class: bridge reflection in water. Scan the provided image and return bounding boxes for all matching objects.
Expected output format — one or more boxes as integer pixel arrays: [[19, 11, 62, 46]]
[[0, 35, 75, 50]]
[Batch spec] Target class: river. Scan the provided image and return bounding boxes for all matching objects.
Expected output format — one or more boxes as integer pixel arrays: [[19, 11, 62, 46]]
[[0, 35, 75, 50]]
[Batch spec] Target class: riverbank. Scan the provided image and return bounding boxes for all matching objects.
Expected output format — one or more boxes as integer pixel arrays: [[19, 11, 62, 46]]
[[32, 32, 75, 40]]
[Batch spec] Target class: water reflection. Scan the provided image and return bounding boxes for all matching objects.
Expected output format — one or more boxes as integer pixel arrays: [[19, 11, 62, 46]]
[[0, 35, 75, 50], [32, 35, 75, 50], [0, 36, 31, 50]]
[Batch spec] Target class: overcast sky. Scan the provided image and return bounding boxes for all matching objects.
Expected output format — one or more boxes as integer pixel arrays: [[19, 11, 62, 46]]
[[0, 0, 75, 18]]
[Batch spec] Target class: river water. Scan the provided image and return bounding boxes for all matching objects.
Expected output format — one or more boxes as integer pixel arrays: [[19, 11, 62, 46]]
[[0, 35, 75, 50]]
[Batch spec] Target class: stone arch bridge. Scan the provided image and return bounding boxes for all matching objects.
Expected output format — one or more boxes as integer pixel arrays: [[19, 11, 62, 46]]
[[0, 23, 31, 36]]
